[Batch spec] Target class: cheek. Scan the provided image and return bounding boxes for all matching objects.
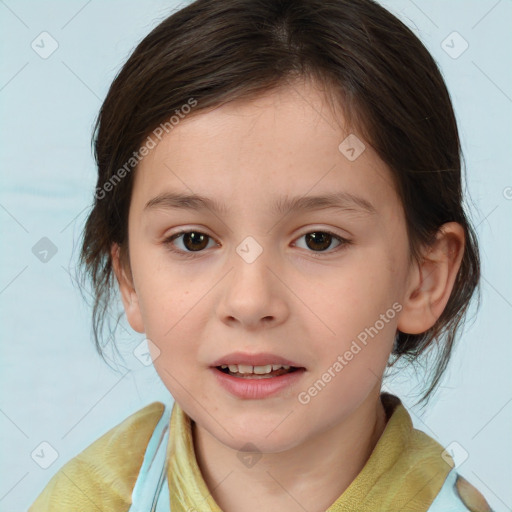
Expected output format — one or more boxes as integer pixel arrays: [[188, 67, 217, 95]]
[[132, 244, 182, 305], [314, 254, 398, 320], [131, 257, 199, 348], [297, 251, 402, 366]]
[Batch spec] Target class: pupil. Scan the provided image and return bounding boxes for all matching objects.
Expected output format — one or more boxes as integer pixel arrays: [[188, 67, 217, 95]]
[[306, 232, 331, 251], [184, 232, 208, 251]]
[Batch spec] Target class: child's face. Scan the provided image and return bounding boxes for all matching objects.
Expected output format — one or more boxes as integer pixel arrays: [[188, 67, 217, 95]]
[[118, 78, 415, 451]]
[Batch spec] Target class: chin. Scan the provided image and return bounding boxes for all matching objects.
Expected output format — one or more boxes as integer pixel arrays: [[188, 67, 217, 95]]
[[210, 419, 305, 454]]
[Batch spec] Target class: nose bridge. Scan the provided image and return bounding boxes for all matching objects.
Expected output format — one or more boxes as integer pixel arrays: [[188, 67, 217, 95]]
[[231, 234, 274, 297], [218, 234, 287, 327]]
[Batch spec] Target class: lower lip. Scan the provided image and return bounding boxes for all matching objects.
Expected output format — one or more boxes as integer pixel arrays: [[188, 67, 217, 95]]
[[211, 367, 306, 399]]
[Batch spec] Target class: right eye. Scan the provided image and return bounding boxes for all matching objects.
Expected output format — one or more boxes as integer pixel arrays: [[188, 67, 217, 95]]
[[163, 230, 218, 258]]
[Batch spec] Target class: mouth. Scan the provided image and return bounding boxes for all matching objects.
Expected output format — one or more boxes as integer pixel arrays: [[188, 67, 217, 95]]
[[211, 361, 306, 399], [215, 364, 303, 379]]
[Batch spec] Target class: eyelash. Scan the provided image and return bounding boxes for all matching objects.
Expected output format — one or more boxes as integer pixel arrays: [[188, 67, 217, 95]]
[[162, 229, 352, 260]]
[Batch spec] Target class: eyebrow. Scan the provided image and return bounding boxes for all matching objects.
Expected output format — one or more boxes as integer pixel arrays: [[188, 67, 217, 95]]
[[144, 190, 376, 216]]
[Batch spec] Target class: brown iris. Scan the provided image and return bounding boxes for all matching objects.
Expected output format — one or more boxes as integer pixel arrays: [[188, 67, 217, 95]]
[[304, 232, 333, 251], [180, 232, 209, 251]]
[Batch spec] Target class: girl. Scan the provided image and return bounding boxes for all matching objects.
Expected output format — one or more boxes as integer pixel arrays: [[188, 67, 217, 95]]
[[30, 0, 494, 510]]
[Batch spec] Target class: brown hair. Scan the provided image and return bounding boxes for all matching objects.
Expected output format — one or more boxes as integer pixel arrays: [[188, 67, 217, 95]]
[[77, 0, 480, 406]]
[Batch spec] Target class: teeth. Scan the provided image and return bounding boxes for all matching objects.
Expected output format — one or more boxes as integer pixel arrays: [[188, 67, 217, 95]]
[[253, 365, 272, 374], [220, 364, 291, 374], [238, 364, 253, 374]]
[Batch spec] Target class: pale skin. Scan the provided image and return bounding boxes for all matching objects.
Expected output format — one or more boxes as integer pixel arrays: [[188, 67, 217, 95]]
[[112, 77, 465, 512]]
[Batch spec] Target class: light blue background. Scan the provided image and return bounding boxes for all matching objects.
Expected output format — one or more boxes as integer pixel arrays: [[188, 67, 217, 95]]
[[1, 1, 511, 511]]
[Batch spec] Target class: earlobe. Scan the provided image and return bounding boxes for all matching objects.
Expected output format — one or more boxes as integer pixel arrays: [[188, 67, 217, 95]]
[[397, 222, 465, 335], [111, 244, 145, 333]]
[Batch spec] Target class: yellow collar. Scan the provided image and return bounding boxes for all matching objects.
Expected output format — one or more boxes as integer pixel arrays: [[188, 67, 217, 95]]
[[166, 393, 451, 512]]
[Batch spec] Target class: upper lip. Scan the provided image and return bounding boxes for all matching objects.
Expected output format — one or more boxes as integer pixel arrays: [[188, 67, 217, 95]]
[[211, 352, 304, 368]]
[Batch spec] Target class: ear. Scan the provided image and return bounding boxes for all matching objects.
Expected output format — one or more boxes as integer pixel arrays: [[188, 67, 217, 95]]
[[111, 243, 145, 333], [397, 222, 465, 334]]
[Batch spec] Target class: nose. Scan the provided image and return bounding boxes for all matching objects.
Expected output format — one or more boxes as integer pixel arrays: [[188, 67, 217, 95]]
[[216, 243, 289, 331]]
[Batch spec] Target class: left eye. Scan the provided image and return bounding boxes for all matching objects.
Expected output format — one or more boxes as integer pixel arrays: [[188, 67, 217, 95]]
[[293, 231, 346, 253]]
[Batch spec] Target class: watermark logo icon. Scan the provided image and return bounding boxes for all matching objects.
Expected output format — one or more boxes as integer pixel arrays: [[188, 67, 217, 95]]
[[32, 237, 58, 263], [441, 31, 469, 59], [338, 134, 366, 161], [31, 441, 59, 469], [441, 441, 469, 468], [133, 338, 161, 366], [237, 442, 262, 468], [236, 236, 263, 264], [31, 32, 59, 59]]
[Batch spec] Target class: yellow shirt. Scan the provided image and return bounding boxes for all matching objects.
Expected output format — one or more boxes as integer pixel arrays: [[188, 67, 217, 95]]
[[29, 393, 492, 512]]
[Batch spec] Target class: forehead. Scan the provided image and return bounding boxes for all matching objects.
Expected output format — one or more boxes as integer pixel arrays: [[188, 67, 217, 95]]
[[131, 80, 398, 219]]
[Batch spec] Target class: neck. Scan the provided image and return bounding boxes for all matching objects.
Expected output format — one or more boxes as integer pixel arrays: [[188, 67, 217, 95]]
[[192, 388, 388, 512]]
